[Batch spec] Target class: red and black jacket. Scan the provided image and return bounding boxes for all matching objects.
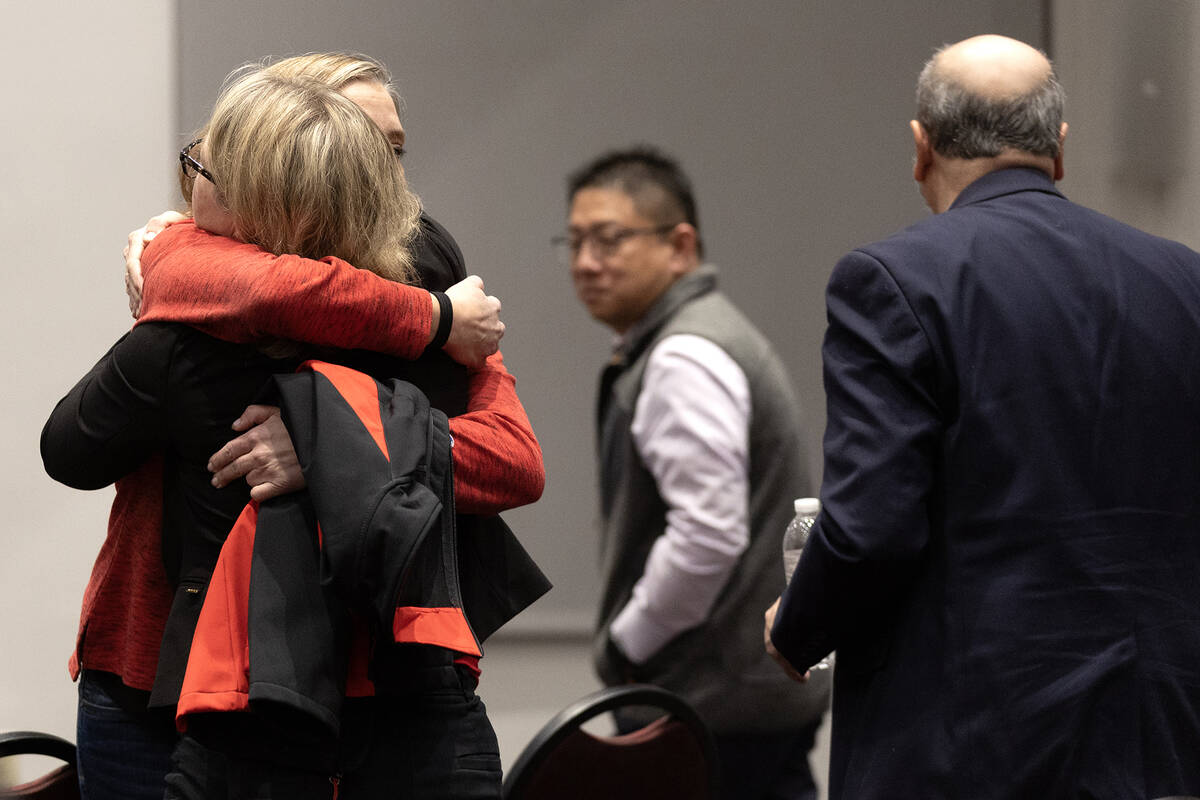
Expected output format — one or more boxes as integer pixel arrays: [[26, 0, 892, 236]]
[[177, 361, 479, 735]]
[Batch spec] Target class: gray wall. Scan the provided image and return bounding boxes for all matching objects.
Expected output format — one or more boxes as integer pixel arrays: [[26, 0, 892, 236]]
[[1053, 0, 1200, 251], [176, 0, 1045, 632]]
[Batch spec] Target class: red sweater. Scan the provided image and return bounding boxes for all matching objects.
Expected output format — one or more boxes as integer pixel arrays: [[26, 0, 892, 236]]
[[72, 221, 543, 690]]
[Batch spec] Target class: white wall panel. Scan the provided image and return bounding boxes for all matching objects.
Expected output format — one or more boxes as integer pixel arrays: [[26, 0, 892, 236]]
[[0, 0, 176, 747]]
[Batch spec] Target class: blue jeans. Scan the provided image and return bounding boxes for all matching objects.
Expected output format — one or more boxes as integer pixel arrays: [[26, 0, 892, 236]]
[[76, 670, 178, 800]]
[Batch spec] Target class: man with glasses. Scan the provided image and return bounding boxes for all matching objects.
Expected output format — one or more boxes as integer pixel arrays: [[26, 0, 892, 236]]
[[562, 147, 830, 799]]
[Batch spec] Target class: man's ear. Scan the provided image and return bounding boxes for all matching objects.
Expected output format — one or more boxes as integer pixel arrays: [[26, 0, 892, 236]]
[[1053, 121, 1068, 181], [911, 119, 933, 182], [667, 223, 700, 273]]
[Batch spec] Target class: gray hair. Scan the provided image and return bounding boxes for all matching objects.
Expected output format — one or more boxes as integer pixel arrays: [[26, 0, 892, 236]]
[[915, 47, 1064, 159]]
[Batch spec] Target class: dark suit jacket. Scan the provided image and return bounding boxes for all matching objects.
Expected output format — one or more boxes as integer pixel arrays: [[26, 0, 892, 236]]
[[772, 168, 1200, 799]]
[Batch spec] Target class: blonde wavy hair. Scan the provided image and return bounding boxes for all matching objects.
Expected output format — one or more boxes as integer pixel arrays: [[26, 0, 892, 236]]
[[179, 53, 400, 202], [262, 52, 403, 114], [195, 68, 421, 283]]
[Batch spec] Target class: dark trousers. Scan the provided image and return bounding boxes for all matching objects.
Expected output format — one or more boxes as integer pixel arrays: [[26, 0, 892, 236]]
[[616, 700, 823, 800], [76, 670, 177, 800], [164, 660, 501, 800], [713, 719, 822, 800]]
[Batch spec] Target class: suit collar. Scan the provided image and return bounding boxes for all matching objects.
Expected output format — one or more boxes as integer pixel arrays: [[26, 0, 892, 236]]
[[950, 167, 1065, 211]]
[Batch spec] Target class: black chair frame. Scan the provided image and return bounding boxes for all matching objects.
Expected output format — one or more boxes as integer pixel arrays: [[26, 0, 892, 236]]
[[0, 731, 79, 800], [502, 683, 719, 798], [0, 733, 76, 766]]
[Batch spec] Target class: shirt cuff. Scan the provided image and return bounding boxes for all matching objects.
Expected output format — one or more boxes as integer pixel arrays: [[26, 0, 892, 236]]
[[609, 598, 678, 665]]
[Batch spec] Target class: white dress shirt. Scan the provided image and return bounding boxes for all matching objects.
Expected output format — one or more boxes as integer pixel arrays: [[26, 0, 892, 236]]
[[608, 333, 751, 664]]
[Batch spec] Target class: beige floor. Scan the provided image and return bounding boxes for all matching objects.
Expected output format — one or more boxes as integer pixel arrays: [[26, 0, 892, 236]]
[[481, 634, 831, 799]]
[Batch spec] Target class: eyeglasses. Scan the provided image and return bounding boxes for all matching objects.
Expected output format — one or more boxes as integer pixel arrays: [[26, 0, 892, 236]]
[[551, 224, 676, 265], [179, 138, 216, 186]]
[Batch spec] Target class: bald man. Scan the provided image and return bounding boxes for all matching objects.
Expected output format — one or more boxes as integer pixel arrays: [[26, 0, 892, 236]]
[[767, 35, 1200, 798]]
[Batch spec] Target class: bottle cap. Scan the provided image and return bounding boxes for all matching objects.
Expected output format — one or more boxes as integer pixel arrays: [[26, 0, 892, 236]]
[[793, 497, 820, 515]]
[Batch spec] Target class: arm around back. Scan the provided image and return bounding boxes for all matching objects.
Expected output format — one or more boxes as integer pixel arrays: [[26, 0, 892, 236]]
[[136, 222, 434, 358], [41, 326, 174, 489]]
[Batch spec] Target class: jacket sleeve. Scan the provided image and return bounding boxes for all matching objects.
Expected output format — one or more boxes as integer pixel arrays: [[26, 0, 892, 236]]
[[41, 325, 173, 489], [449, 351, 545, 515], [771, 249, 940, 671], [137, 223, 432, 360]]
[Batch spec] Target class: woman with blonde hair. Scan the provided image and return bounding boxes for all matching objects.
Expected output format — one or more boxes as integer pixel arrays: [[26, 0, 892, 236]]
[[45, 62, 544, 800], [188, 68, 420, 281], [195, 68, 419, 281]]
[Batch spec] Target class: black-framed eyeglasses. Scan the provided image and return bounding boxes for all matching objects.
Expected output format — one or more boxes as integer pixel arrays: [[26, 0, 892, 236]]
[[179, 138, 216, 186], [551, 224, 676, 264]]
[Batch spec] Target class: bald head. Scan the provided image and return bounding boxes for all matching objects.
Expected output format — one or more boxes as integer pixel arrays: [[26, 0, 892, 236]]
[[934, 35, 1052, 101], [916, 34, 1064, 160]]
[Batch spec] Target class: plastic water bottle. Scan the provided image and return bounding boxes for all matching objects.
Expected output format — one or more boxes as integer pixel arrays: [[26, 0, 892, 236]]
[[781, 496, 832, 670], [783, 497, 820, 582]]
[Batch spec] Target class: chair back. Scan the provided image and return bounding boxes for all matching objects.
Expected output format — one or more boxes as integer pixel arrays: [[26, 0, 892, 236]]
[[0, 731, 79, 800], [502, 684, 719, 800]]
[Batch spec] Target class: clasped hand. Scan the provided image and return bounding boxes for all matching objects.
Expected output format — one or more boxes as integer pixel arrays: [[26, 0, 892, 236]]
[[208, 405, 303, 502]]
